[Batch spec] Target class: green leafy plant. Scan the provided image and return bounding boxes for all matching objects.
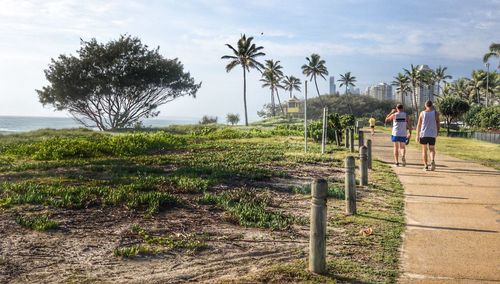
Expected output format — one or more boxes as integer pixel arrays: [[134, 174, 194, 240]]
[[16, 215, 59, 231]]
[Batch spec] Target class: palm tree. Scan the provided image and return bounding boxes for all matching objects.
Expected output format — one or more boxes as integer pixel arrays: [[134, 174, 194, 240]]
[[301, 54, 328, 100], [337, 72, 357, 95], [434, 66, 452, 97], [483, 42, 500, 68], [282, 75, 301, 98], [450, 78, 472, 102], [391, 73, 410, 105], [469, 70, 487, 104], [261, 59, 285, 115], [404, 64, 422, 121], [221, 34, 265, 126]]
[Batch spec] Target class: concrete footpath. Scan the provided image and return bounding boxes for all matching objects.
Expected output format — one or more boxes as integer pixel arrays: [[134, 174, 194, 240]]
[[369, 132, 500, 283]]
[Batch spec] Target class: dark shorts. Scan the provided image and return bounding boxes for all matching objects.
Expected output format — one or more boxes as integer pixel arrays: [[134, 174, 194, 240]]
[[391, 135, 406, 143], [370, 125, 375, 128], [419, 137, 436, 145]]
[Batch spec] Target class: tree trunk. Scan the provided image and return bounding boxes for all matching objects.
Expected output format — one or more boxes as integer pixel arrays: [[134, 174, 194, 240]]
[[271, 88, 276, 117], [243, 68, 248, 126], [313, 75, 325, 107], [412, 85, 419, 126], [276, 88, 285, 115]]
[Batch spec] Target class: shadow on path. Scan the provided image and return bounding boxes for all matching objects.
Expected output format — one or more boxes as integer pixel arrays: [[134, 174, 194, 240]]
[[405, 194, 468, 200], [407, 224, 498, 233]]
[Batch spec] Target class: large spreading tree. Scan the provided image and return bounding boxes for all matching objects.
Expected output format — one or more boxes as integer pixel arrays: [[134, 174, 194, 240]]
[[37, 35, 201, 130]]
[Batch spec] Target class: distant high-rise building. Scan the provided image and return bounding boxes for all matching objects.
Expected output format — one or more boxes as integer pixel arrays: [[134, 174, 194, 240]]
[[350, 87, 360, 95], [415, 64, 437, 109], [367, 83, 392, 101], [329, 76, 336, 95]]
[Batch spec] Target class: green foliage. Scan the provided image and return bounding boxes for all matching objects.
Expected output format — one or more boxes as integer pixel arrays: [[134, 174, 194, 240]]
[[199, 189, 294, 230], [340, 114, 356, 129], [199, 115, 218, 124], [3, 132, 186, 160], [291, 183, 345, 199], [463, 104, 483, 128], [1, 182, 179, 215], [15, 214, 59, 231], [113, 245, 159, 257], [226, 113, 240, 125], [475, 106, 500, 129], [436, 96, 470, 133], [37, 35, 200, 130]]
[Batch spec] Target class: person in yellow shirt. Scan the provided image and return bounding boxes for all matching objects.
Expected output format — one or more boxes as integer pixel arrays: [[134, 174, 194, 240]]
[[368, 117, 376, 136]]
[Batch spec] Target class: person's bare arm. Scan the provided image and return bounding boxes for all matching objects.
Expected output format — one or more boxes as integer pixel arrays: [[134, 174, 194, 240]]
[[385, 109, 396, 122], [415, 112, 422, 142], [435, 111, 440, 133], [406, 115, 412, 137]]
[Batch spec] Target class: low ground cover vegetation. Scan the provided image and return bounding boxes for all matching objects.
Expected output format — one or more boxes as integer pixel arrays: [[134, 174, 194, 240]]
[[0, 125, 404, 283]]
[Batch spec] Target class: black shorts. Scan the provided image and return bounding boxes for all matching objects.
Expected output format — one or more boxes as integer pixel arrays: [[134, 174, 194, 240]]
[[370, 125, 375, 129], [419, 137, 436, 145]]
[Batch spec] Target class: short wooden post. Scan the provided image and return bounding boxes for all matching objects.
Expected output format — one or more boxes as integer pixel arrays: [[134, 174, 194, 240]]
[[358, 130, 364, 150], [345, 156, 356, 215], [345, 129, 349, 149], [367, 139, 372, 170], [349, 128, 355, 153], [359, 146, 368, 186], [309, 179, 327, 274]]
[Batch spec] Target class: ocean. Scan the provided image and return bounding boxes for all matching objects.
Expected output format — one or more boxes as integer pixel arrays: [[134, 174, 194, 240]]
[[0, 116, 196, 134]]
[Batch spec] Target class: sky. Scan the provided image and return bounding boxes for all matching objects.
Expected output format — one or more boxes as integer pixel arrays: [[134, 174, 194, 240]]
[[0, 0, 499, 122]]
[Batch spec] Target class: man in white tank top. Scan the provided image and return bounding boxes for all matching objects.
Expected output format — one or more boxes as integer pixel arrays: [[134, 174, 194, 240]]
[[385, 104, 412, 167], [416, 100, 440, 171]]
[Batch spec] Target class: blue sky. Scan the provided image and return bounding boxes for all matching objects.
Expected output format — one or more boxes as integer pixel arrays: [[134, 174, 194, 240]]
[[0, 0, 499, 122]]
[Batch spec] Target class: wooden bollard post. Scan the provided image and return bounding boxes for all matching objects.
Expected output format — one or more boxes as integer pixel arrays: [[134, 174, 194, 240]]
[[359, 146, 368, 186], [358, 130, 364, 150], [309, 179, 327, 274], [349, 128, 355, 153], [345, 129, 350, 149], [345, 156, 356, 215], [367, 139, 372, 170]]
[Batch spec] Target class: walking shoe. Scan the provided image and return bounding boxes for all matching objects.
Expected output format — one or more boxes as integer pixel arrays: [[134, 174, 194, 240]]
[[430, 160, 436, 171], [402, 156, 406, 167], [394, 162, 400, 167], [423, 165, 429, 171]]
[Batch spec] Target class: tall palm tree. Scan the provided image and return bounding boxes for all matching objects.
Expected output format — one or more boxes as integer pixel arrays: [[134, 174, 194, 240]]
[[337, 72, 357, 95], [434, 66, 452, 97], [301, 54, 328, 100], [483, 42, 500, 68], [469, 70, 487, 104], [450, 78, 472, 102], [282, 75, 301, 98], [404, 64, 422, 121], [391, 73, 410, 105], [261, 59, 285, 115], [221, 34, 265, 126]]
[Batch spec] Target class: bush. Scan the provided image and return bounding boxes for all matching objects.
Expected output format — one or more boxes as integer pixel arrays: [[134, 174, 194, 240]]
[[476, 106, 500, 129], [3, 132, 186, 160], [226, 113, 240, 125], [199, 115, 218, 124]]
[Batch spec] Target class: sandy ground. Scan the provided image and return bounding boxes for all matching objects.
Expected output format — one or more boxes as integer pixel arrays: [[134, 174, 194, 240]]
[[0, 165, 344, 283]]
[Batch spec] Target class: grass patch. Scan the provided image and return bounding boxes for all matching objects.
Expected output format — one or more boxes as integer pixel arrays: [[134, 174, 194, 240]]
[[114, 225, 207, 258], [16, 214, 59, 231], [197, 189, 294, 230], [1, 182, 180, 215], [291, 183, 345, 199]]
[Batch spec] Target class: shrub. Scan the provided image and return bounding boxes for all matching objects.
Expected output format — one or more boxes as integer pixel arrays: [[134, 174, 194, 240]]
[[3, 132, 186, 160], [199, 115, 218, 124], [226, 113, 240, 125]]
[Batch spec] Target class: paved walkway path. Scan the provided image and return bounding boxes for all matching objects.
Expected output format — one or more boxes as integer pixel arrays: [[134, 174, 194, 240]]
[[368, 132, 500, 283]]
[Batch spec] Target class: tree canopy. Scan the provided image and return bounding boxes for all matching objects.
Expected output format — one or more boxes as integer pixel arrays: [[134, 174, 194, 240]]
[[37, 35, 201, 130], [436, 96, 470, 134]]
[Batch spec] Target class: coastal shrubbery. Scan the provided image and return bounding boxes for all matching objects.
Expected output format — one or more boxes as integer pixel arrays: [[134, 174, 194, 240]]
[[3, 131, 186, 160]]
